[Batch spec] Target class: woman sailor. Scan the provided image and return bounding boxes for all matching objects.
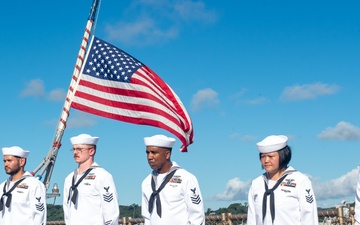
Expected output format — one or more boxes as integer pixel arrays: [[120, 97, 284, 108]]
[[247, 135, 319, 225]]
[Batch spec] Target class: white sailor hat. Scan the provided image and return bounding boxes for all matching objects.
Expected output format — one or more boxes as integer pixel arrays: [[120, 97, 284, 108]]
[[70, 134, 99, 145], [2, 146, 30, 158], [144, 134, 176, 148], [256, 135, 288, 153]]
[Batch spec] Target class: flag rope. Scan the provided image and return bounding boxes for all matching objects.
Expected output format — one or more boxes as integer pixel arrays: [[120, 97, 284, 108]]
[[31, 0, 102, 192]]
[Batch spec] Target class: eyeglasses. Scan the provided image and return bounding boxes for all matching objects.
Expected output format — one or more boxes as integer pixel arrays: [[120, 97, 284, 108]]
[[70, 147, 93, 153]]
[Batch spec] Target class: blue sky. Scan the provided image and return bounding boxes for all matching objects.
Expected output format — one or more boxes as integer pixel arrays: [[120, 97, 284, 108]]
[[1, 0, 360, 212]]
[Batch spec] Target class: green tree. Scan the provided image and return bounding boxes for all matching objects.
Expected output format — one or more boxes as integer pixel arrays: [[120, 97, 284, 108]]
[[119, 204, 141, 218], [47, 204, 64, 221]]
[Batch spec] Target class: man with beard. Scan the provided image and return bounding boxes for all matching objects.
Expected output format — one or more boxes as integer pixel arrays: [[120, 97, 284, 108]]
[[0, 146, 47, 225], [63, 133, 119, 225]]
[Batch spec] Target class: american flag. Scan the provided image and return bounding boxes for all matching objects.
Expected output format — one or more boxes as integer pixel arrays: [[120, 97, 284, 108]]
[[71, 36, 193, 152]]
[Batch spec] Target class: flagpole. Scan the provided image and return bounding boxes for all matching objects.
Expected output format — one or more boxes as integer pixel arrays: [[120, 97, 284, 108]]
[[32, 0, 101, 195]]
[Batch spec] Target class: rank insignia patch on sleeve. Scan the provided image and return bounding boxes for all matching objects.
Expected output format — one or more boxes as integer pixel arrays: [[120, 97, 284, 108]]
[[35, 197, 45, 212], [103, 186, 114, 202], [190, 188, 202, 205], [305, 189, 314, 203]]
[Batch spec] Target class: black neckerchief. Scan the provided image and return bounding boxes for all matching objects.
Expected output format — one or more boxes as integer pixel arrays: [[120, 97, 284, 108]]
[[0, 177, 27, 210], [262, 174, 288, 224], [148, 167, 178, 217], [68, 168, 93, 205]]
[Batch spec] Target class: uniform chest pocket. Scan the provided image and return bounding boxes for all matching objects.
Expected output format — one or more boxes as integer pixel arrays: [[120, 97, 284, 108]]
[[273, 188, 298, 206], [77, 181, 99, 197], [12, 189, 30, 203], [162, 184, 183, 201]]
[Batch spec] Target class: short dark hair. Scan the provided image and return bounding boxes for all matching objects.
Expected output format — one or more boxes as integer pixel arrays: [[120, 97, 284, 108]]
[[259, 145, 292, 170], [14, 156, 27, 167], [159, 146, 172, 152], [278, 145, 291, 170]]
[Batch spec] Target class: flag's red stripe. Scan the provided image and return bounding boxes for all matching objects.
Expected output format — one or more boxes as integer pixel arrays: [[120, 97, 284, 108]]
[[73, 90, 185, 130], [79, 78, 176, 113], [134, 67, 189, 124], [71, 36, 194, 152], [77, 76, 191, 132], [74, 75, 193, 151], [71, 102, 189, 152]]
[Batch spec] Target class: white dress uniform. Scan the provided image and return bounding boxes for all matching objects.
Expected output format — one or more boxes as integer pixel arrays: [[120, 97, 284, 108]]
[[247, 166, 319, 225], [0, 171, 47, 225], [141, 161, 205, 225], [354, 165, 360, 224], [63, 162, 119, 225]]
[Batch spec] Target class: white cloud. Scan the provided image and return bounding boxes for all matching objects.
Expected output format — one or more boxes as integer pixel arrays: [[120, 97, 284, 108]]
[[105, 19, 178, 46], [231, 89, 247, 98], [43, 112, 97, 129], [318, 121, 360, 140], [246, 97, 268, 105], [213, 168, 358, 206], [280, 82, 340, 101], [67, 113, 97, 128], [191, 88, 220, 112], [48, 88, 66, 102], [19, 79, 67, 102], [214, 177, 250, 201], [173, 1, 218, 23], [135, 0, 217, 23], [20, 79, 45, 98], [229, 89, 246, 106], [230, 89, 268, 105], [104, 0, 217, 46], [312, 168, 357, 201]]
